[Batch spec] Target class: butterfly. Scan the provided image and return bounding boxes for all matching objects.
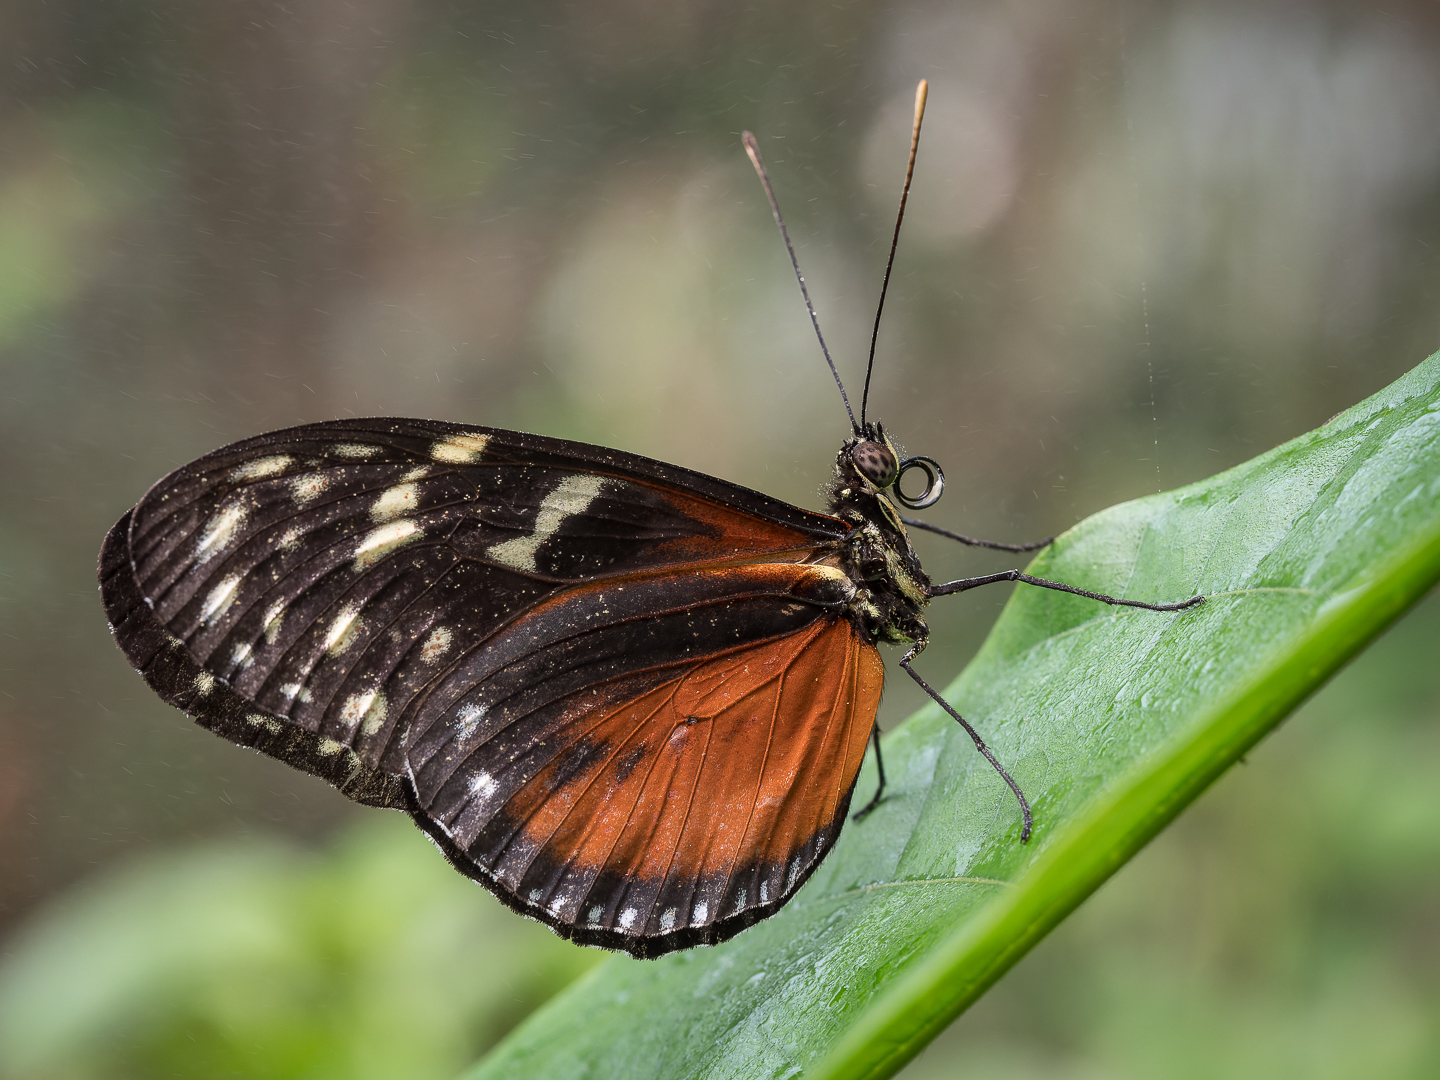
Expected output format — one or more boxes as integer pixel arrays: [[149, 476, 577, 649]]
[[99, 82, 1201, 958]]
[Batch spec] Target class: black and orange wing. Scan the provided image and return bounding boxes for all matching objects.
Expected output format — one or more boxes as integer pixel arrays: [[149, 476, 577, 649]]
[[100, 418, 881, 954], [406, 563, 883, 954]]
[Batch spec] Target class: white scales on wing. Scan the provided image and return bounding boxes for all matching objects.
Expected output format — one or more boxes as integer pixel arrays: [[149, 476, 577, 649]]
[[486, 474, 611, 573]]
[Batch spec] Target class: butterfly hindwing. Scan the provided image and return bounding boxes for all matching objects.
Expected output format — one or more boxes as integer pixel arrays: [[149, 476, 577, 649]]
[[101, 418, 880, 953], [411, 610, 883, 955]]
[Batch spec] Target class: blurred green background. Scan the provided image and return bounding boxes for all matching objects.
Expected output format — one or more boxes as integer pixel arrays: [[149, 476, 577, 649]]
[[1, 1, 1437, 1076]]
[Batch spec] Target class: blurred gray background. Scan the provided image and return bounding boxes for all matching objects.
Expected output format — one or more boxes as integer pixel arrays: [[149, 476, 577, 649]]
[[1, 1, 1437, 1076]]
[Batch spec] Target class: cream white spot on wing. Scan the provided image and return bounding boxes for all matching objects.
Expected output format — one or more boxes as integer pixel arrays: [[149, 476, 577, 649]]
[[288, 474, 330, 504], [659, 908, 677, 932], [420, 626, 452, 663], [339, 690, 377, 731], [731, 889, 746, 914], [230, 642, 254, 671], [455, 701, 488, 739], [486, 474, 607, 573], [193, 671, 216, 696], [322, 603, 362, 654], [358, 692, 388, 737], [370, 482, 418, 522], [277, 526, 307, 552], [401, 465, 431, 482], [618, 907, 638, 930], [280, 682, 313, 705], [333, 443, 379, 459], [200, 575, 242, 624], [261, 601, 286, 643], [692, 901, 708, 924], [352, 520, 421, 571], [468, 771, 497, 799], [430, 432, 490, 463], [318, 737, 345, 756], [229, 455, 292, 482], [528, 888, 543, 903], [759, 881, 769, 904], [586, 905, 603, 925], [195, 504, 248, 563]]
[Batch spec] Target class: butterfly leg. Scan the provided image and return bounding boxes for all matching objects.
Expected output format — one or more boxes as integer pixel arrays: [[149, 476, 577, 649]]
[[852, 725, 888, 821], [901, 517, 1053, 552], [898, 649, 1034, 842], [928, 569, 1204, 611]]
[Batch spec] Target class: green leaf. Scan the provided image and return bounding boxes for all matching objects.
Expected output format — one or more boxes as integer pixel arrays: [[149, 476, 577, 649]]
[[466, 354, 1440, 1080]]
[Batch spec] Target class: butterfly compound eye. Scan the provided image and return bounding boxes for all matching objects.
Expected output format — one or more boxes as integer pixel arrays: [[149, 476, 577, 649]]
[[893, 455, 945, 509], [852, 440, 899, 488]]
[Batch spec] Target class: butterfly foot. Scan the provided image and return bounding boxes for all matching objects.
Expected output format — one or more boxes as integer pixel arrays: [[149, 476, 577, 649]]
[[852, 792, 884, 821]]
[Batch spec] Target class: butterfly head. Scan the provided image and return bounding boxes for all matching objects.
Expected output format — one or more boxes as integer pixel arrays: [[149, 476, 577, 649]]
[[840, 422, 946, 512]]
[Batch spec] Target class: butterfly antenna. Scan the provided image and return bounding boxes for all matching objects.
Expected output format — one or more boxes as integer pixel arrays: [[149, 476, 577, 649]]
[[743, 131, 858, 433], [860, 79, 928, 428]]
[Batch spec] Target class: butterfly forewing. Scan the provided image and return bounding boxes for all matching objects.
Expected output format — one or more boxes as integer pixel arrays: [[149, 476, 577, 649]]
[[101, 507, 411, 807], [102, 417, 881, 954]]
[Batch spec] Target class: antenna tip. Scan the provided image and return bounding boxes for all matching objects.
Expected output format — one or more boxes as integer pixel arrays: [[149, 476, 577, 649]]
[[741, 130, 762, 170], [914, 80, 929, 122]]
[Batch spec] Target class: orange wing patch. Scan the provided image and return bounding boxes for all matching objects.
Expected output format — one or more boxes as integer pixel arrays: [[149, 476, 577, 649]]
[[457, 618, 882, 952], [635, 481, 835, 567]]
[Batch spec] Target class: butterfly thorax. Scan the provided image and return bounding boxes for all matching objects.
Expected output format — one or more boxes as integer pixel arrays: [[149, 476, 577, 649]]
[[826, 425, 931, 648]]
